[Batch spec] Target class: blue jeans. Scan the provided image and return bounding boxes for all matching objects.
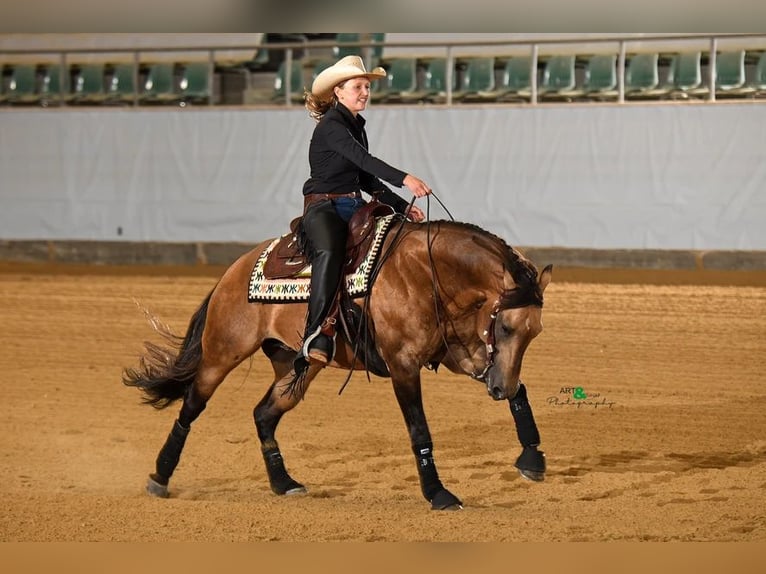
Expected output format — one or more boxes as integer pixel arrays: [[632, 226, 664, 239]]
[[332, 197, 366, 223]]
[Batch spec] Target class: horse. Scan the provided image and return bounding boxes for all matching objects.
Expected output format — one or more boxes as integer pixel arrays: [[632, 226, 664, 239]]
[[122, 214, 553, 510]]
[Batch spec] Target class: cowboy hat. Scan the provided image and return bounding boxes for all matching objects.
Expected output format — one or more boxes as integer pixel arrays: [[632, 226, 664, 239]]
[[311, 55, 386, 100]]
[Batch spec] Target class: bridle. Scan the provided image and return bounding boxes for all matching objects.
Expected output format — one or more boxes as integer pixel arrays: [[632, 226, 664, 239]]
[[470, 299, 501, 383], [444, 289, 543, 384]]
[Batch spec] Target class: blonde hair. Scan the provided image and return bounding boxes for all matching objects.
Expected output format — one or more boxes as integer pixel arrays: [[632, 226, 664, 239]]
[[304, 80, 347, 122]]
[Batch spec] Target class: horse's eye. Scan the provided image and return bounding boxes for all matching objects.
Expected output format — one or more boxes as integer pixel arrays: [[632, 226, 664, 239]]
[[500, 323, 513, 335]]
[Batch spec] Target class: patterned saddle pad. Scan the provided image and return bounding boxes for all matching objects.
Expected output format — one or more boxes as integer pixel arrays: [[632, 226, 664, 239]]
[[248, 214, 396, 303]]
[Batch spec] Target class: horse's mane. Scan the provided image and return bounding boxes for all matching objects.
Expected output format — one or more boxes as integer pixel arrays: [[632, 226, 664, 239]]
[[436, 220, 539, 289]]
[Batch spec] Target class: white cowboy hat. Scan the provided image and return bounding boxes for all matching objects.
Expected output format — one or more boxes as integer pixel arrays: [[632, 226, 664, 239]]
[[311, 55, 386, 100]]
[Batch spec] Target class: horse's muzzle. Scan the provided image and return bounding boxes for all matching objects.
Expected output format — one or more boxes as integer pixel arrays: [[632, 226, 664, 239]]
[[487, 376, 522, 401], [487, 376, 508, 401]]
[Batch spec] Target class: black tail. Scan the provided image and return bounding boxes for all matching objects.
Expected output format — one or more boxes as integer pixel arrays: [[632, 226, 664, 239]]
[[122, 290, 213, 409]]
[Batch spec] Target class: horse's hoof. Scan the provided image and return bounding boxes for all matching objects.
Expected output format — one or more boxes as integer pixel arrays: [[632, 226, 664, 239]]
[[518, 468, 546, 482], [146, 475, 169, 498], [430, 489, 463, 511], [271, 478, 307, 496], [515, 446, 546, 482], [284, 485, 308, 496]]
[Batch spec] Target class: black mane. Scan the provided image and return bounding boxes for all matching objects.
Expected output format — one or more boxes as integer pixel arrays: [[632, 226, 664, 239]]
[[439, 220, 542, 308]]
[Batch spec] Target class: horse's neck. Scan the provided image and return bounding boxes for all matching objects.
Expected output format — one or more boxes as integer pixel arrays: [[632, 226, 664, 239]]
[[403, 223, 505, 291]]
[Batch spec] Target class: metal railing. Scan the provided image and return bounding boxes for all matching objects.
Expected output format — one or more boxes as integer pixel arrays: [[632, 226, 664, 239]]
[[2, 33, 766, 107]]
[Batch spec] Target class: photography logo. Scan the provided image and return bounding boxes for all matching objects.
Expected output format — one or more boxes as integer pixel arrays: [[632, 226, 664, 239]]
[[547, 386, 615, 409]]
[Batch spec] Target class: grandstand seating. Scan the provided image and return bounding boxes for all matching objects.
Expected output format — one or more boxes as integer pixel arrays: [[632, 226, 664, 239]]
[[3, 35, 766, 107]]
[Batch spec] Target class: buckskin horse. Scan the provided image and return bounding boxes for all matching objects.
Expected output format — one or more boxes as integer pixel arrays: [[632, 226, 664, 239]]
[[123, 206, 552, 510]]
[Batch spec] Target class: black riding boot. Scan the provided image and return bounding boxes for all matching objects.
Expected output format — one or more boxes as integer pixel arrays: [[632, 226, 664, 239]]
[[301, 246, 343, 363], [296, 199, 348, 371]]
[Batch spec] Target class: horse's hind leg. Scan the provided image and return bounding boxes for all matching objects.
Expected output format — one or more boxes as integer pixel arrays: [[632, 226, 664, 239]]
[[146, 362, 234, 498], [254, 340, 321, 495]]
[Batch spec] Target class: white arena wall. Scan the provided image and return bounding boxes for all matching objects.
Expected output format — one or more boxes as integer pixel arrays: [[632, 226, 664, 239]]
[[1, 103, 765, 254]]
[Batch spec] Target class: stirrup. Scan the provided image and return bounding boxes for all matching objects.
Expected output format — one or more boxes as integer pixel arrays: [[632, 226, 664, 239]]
[[302, 328, 336, 365]]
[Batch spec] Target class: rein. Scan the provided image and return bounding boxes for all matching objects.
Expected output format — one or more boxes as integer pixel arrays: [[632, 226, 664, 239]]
[[422, 194, 500, 383]]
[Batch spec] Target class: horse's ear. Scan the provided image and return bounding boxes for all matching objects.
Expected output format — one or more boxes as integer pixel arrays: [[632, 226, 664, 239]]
[[538, 264, 553, 293]]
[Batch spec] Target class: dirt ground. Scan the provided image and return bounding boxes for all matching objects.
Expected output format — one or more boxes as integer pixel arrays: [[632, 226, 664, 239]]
[[0, 262, 764, 542]]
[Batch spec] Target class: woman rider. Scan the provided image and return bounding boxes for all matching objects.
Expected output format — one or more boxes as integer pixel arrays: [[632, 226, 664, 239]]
[[297, 55, 432, 370]]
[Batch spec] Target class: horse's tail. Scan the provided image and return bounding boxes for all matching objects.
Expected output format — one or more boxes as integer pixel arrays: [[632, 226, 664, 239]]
[[122, 289, 213, 409]]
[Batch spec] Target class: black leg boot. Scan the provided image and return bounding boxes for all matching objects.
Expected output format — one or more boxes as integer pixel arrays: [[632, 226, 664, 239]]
[[294, 200, 348, 374], [301, 246, 342, 364]]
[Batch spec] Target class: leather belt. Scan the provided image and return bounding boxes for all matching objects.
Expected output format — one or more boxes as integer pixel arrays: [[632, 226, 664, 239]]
[[303, 191, 362, 210]]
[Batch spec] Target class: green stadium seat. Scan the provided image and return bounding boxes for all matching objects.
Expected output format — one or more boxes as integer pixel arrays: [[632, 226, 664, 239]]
[[140, 63, 181, 105], [106, 63, 139, 105], [539, 55, 584, 102], [751, 51, 766, 97], [583, 54, 619, 101], [179, 62, 213, 106], [457, 57, 500, 102], [420, 58, 457, 103], [666, 52, 705, 99], [273, 60, 305, 103], [625, 53, 671, 100], [496, 57, 534, 102], [334, 33, 362, 59], [2, 64, 41, 105], [40, 64, 73, 106], [714, 50, 753, 98], [333, 33, 384, 67], [71, 63, 108, 105], [370, 57, 418, 103], [369, 33, 385, 62]]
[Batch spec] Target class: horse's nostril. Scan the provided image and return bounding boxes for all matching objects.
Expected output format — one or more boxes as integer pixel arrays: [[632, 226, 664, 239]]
[[491, 386, 505, 401]]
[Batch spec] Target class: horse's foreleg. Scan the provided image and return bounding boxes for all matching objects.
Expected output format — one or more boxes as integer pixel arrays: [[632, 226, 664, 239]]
[[254, 345, 320, 496], [391, 373, 463, 511], [509, 383, 546, 481]]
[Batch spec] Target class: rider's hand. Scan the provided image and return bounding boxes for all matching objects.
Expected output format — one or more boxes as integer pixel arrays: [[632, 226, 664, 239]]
[[403, 174, 432, 198], [406, 205, 426, 222]]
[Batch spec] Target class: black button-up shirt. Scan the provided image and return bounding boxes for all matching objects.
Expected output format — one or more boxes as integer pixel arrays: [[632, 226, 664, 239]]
[[302, 103, 410, 213]]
